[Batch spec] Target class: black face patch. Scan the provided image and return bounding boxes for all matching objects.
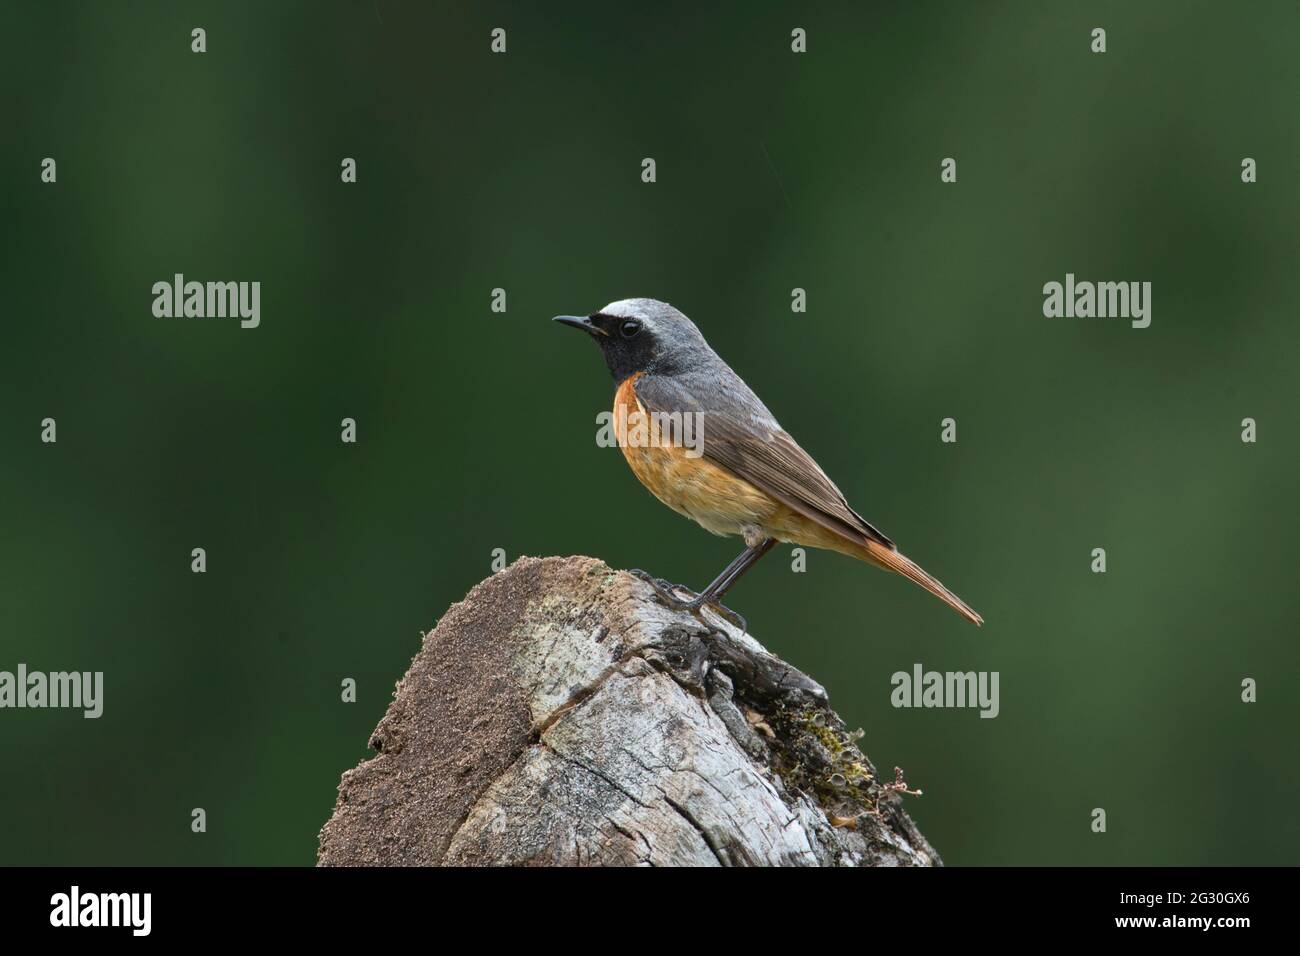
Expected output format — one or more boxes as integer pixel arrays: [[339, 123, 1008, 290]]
[[591, 313, 659, 382]]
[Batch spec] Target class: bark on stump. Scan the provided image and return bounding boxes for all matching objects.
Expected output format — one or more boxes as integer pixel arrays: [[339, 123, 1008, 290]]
[[317, 555, 941, 867]]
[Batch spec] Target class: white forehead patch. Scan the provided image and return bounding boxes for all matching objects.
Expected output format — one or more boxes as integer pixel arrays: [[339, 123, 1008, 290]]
[[599, 299, 651, 319]]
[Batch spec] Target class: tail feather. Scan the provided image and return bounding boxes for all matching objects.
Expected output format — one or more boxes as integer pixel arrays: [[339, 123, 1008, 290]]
[[862, 540, 983, 626]]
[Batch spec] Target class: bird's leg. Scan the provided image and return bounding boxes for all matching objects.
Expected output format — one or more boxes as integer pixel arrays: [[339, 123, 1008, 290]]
[[699, 537, 777, 602], [684, 537, 777, 632], [629, 548, 754, 600], [685, 540, 773, 630], [631, 538, 776, 633], [626, 541, 759, 600], [629, 542, 763, 612]]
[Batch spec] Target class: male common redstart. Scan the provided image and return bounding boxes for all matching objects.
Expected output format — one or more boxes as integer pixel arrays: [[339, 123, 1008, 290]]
[[554, 298, 983, 627]]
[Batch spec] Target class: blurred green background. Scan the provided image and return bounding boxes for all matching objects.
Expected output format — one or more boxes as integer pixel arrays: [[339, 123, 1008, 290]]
[[2, 1, 1297, 866]]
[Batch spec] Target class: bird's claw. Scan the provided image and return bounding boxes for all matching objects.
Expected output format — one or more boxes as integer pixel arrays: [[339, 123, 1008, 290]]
[[628, 569, 698, 606], [690, 599, 749, 635], [628, 569, 748, 635]]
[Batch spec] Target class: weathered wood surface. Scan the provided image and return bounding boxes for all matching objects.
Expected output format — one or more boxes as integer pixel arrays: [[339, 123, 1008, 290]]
[[317, 556, 940, 867]]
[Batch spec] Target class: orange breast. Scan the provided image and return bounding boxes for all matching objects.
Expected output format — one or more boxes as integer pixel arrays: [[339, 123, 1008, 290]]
[[612, 374, 781, 538]]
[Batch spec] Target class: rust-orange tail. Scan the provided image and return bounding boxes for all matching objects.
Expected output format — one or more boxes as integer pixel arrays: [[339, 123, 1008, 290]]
[[860, 539, 983, 626]]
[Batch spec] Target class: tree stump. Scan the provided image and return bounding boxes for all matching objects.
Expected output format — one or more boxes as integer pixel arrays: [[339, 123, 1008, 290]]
[[317, 556, 941, 867]]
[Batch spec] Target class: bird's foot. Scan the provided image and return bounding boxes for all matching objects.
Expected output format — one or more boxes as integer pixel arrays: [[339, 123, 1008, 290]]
[[628, 569, 749, 635], [684, 595, 749, 635], [628, 569, 699, 605]]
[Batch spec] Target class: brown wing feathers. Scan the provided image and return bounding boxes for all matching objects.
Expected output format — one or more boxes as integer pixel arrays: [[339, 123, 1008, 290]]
[[631, 374, 984, 626], [703, 425, 895, 550], [634, 376, 894, 550]]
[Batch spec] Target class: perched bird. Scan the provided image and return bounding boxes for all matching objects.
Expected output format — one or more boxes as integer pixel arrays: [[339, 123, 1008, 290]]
[[554, 298, 982, 627]]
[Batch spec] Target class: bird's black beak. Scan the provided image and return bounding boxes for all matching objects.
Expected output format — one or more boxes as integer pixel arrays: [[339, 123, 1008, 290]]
[[553, 314, 607, 337]]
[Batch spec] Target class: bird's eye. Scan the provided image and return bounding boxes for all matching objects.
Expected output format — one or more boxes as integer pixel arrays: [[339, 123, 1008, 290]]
[[620, 319, 642, 339]]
